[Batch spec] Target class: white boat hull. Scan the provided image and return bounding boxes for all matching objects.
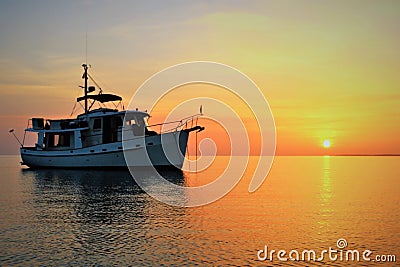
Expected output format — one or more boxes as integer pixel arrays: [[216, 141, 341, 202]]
[[20, 131, 189, 169]]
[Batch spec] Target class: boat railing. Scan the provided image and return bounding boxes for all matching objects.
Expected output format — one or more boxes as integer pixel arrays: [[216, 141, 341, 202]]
[[25, 117, 89, 131], [146, 113, 202, 135], [121, 113, 202, 138]]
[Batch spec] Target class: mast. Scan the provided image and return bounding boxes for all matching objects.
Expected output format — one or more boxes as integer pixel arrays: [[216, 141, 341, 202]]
[[82, 64, 88, 114]]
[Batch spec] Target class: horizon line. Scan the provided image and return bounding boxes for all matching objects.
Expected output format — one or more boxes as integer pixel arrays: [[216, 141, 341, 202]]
[[1, 153, 399, 157]]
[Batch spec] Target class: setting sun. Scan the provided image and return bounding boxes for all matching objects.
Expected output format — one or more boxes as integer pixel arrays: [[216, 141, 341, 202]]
[[323, 140, 331, 148]]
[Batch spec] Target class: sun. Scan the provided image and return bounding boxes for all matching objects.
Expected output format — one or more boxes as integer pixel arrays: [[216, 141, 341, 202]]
[[323, 139, 331, 148]]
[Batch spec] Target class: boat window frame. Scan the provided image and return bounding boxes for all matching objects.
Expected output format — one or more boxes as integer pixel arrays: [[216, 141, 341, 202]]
[[45, 132, 71, 148], [93, 118, 102, 130]]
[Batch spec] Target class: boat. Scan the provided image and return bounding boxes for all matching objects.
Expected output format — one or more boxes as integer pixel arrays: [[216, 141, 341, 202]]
[[18, 64, 204, 169]]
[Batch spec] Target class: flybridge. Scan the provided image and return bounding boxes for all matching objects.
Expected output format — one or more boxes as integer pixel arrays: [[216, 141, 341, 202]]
[[77, 94, 122, 103]]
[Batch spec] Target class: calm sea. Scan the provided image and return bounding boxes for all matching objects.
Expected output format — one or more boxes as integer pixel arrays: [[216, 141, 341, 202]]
[[0, 155, 399, 266]]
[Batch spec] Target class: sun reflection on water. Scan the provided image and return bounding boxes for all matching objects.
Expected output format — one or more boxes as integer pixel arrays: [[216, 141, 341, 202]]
[[316, 156, 334, 235]]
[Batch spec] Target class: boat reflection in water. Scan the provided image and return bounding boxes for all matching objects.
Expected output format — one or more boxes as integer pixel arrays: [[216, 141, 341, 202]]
[[21, 168, 185, 223], [18, 167, 188, 265]]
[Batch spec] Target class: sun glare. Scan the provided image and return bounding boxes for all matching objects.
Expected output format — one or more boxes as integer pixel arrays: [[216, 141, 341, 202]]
[[323, 139, 331, 148]]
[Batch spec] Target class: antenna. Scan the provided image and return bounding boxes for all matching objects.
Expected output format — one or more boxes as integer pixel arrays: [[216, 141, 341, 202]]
[[84, 4, 88, 65], [85, 30, 88, 64]]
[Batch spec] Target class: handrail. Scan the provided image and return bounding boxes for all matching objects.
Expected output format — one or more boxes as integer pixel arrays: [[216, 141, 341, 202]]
[[148, 113, 202, 134], [122, 113, 202, 135]]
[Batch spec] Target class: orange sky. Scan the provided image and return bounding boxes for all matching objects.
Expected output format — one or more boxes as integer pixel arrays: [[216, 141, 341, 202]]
[[0, 1, 399, 155]]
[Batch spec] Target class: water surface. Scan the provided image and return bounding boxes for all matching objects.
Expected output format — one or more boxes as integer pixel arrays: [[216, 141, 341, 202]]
[[0, 156, 398, 266]]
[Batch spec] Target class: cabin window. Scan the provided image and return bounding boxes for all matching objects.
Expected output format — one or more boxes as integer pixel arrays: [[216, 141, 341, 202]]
[[126, 118, 137, 126], [126, 116, 145, 126], [46, 133, 70, 148], [93, 118, 101, 130], [57, 133, 70, 147], [112, 116, 123, 127]]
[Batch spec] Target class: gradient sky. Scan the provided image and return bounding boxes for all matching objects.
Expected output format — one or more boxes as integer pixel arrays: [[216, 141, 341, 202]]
[[0, 0, 399, 155]]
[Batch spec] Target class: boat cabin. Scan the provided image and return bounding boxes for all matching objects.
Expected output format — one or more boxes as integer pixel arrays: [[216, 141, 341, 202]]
[[27, 109, 152, 151]]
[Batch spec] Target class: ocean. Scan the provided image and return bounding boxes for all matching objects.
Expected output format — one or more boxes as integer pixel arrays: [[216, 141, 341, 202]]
[[0, 155, 399, 266]]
